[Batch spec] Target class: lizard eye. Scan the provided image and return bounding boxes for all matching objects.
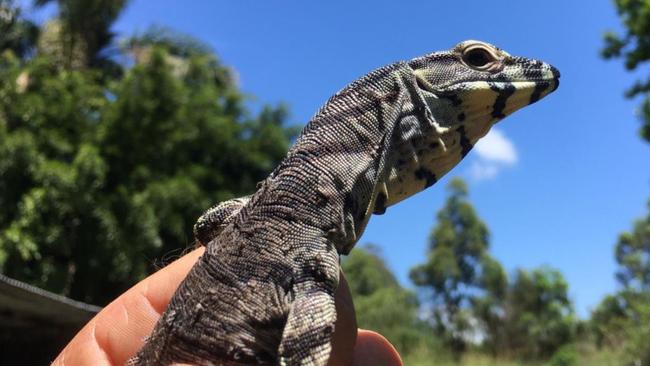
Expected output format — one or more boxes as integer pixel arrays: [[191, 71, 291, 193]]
[[462, 46, 496, 69]]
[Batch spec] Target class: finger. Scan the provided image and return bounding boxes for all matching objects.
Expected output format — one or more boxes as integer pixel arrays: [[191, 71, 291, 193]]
[[53, 247, 205, 366], [328, 271, 357, 366], [352, 330, 403, 366]]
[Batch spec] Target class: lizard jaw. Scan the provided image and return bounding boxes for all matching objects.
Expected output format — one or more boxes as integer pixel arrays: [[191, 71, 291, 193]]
[[380, 65, 560, 209]]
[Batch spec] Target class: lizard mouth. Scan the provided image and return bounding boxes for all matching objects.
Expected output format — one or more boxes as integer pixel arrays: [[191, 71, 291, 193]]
[[414, 63, 560, 99], [414, 74, 559, 129], [413, 71, 559, 131], [417, 76, 560, 97], [458, 79, 559, 122]]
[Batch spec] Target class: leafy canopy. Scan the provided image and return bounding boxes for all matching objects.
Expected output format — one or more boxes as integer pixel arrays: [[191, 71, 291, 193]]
[[0, 4, 296, 304], [410, 177, 506, 356], [602, 0, 650, 142], [342, 245, 431, 355]]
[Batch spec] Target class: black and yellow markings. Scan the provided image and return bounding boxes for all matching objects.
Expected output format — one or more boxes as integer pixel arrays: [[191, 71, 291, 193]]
[[456, 125, 473, 157], [414, 167, 437, 188], [489, 82, 516, 119], [373, 192, 387, 215], [529, 81, 550, 104]]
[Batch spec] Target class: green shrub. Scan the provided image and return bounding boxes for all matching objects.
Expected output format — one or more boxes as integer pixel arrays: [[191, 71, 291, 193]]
[[547, 344, 578, 366]]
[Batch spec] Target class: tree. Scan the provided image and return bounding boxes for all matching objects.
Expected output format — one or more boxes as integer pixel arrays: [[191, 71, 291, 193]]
[[504, 267, 575, 360], [591, 290, 650, 365], [591, 202, 650, 364], [0, 12, 296, 304], [125, 25, 214, 59], [602, 0, 650, 143], [35, 0, 129, 70], [615, 200, 650, 291], [624, 298, 650, 365], [342, 245, 431, 355], [0, 0, 39, 59], [410, 177, 504, 357], [472, 255, 508, 357], [613, 203, 650, 363], [591, 291, 637, 349], [0, 53, 110, 300], [407, 178, 575, 361], [600, 3, 650, 363]]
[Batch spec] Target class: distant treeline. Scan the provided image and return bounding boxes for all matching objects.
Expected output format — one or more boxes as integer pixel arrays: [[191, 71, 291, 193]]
[[344, 179, 650, 366]]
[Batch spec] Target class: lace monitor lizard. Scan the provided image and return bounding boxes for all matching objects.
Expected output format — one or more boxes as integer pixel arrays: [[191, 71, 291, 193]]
[[131, 40, 560, 366]]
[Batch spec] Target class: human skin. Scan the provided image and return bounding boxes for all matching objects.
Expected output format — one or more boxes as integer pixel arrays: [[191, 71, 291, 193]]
[[53, 248, 403, 366]]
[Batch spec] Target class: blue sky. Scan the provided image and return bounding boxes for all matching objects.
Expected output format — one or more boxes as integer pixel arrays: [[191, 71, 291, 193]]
[[27, 1, 650, 317]]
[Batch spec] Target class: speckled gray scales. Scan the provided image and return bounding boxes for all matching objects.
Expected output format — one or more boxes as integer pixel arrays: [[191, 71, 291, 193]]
[[131, 41, 560, 365]]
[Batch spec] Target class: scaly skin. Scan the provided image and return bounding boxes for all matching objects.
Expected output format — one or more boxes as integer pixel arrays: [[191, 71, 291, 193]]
[[131, 40, 560, 366]]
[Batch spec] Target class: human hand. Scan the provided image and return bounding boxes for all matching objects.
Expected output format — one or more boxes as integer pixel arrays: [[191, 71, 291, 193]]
[[53, 247, 403, 366]]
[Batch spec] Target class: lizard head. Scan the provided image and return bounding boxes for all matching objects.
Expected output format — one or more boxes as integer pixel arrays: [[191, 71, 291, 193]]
[[374, 40, 560, 213], [409, 40, 559, 127]]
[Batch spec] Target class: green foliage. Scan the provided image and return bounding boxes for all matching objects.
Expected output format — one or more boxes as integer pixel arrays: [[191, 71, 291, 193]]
[[591, 291, 650, 365], [410, 177, 505, 356], [473, 255, 508, 356], [0, 0, 39, 58], [0, 53, 113, 301], [0, 6, 295, 304], [35, 0, 129, 69], [342, 245, 432, 354], [624, 296, 650, 365], [592, 202, 650, 364], [505, 267, 576, 360], [409, 178, 575, 362], [615, 200, 650, 291], [601, 5, 650, 358], [602, 0, 650, 142], [342, 244, 399, 296], [125, 25, 214, 59], [590, 292, 631, 349], [546, 344, 578, 366], [403, 352, 528, 366]]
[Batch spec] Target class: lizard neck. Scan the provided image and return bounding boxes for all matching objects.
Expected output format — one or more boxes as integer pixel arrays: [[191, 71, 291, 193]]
[[261, 63, 423, 254]]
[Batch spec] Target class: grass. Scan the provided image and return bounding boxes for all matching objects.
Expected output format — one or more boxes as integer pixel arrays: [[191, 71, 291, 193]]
[[403, 351, 527, 366], [400, 346, 624, 366]]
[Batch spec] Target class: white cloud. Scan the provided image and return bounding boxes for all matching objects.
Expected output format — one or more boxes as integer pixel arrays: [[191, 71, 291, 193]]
[[469, 128, 518, 181], [469, 162, 500, 180], [474, 128, 518, 165]]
